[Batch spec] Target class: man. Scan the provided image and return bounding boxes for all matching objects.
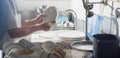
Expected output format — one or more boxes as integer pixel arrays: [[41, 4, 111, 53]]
[[0, 0, 50, 49], [0, 0, 66, 58]]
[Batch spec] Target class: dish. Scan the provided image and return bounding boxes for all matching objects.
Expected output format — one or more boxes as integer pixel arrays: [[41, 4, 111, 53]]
[[3, 42, 24, 54], [43, 6, 58, 26], [71, 41, 93, 51], [10, 49, 39, 58], [4, 43, 24, 54], [65, 49, 92, 58], [18, 39, 36, 48], [57, 30, 85, 40], [42, 41, 58, 52], [39, 31, 59, 39]]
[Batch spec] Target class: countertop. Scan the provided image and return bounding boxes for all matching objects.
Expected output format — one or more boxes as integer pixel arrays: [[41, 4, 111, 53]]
[[34, 41, 92, 58]]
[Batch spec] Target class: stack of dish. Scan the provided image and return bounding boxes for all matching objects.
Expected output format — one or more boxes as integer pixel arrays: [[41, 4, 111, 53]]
[[57, 30, 85, 41]]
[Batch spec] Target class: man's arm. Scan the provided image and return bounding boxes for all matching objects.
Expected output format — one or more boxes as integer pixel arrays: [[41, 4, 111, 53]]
[[21, 20, 35, 28], [8, 23, 50, 38]]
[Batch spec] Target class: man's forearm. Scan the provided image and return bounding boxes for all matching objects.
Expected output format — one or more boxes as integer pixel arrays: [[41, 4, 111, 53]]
[[8, 25, 42, 38], [21, 20, 35, 28]]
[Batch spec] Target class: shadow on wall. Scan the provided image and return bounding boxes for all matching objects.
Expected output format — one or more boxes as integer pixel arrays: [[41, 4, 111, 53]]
[[21, 10, 38, 20]]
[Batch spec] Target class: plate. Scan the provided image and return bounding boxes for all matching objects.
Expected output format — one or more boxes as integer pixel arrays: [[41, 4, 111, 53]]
[[39, 31, 59, 38], [18, 39, 36, 48], [71, 41, 93, 51], [57, 30, 85, 40], [65, 49, 92, 58], [3, 43, 24, 54], [43, 6, 58, 23], [42, 41, 58, 52]]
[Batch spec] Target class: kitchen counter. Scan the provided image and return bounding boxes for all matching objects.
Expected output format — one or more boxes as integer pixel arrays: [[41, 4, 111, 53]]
[[34, 41, 92, 58]]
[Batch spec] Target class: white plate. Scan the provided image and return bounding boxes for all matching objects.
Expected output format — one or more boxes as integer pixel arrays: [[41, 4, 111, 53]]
[[58, 30, 85, 39], [72, 44, 93, 51], [39, 31, 60, 38], [31, 31, 62, 43], [3, 43, 24, 54], [71, 41, 93, 51], [43, 6, 58, 23]]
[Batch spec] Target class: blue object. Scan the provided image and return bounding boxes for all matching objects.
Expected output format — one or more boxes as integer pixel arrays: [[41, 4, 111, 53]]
[[87, 15, 103, 41], [56, 16, 69, 24]]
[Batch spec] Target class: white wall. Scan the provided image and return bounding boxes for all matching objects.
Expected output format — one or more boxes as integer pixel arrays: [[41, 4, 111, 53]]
[[70, 0, 104, 32], [71, 0, 85, 20], [92, 1, 120, 37], [70, 0, 113, 20], [71, 0, 120, 36], [70, 0, 86, 31], [15, 0, 71, 11]]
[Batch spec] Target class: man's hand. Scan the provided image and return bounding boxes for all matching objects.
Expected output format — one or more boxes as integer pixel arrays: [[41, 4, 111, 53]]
[[38, 23, 50, 31]]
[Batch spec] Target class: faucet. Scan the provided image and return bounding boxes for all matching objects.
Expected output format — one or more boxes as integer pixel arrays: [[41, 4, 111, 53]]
[[64, 9, 77, 30], [35, 5, 47, 15]]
